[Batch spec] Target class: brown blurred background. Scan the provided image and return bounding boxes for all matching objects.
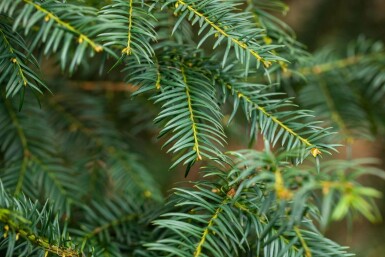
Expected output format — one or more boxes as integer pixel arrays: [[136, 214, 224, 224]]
[[284, 0, 385, 50]]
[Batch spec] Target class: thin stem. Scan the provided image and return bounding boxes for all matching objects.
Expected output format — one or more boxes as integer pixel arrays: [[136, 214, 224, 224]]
[[122, 0, 134, 55], [82, 213, 138, 241], [318, 80, 353, 142], [293, 52, 385, 76], [4, 101, 29, 195], [302, 55, 363, 75], [181, 67, 202, 160], [194, 198, 228, 257], [294, 226, 312, 257], [155, 61, 161, 90]]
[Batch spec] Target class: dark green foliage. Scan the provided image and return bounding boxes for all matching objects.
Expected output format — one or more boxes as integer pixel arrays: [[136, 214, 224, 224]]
[[1, 0, 384, 257]]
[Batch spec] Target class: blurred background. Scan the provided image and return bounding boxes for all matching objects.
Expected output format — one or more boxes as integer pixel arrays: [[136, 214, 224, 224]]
[[284, 0, 385, 50]]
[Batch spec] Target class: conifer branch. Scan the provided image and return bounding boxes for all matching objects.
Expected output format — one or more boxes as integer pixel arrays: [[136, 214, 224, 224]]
[[317, 81, 353, 141], [98, 0, 156, 60], [2, 225, 80, 257], [176, 0, 270, 67], [82, 213, 138, 241], [0, 22, 46, 97], [0, 187, 79, 257], [0, 29, 27, 86], [299, 52, 385, 76], [4, 101, 29, 195], [291, 37, 383, 142], [256, 104, 312, 147], [245, 0, 296, 71], [22, 0, 102, 52], [226, 83, 319, 154]]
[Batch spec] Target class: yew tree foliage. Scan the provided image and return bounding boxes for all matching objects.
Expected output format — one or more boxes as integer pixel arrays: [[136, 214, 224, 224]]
[[0, 0, 385, 257]]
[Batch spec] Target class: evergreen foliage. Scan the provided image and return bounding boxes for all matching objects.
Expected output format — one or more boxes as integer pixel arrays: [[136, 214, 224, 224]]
[[0, 0, 384, 256]]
